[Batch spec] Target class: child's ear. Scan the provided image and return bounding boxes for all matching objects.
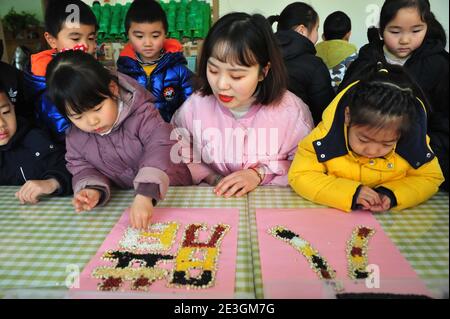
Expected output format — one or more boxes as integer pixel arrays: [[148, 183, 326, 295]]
[[343, 31, 351, 41], [344, 106, 351, 125], [109, 81, 119, 97], [44, 32, 58, 50], [259, 63, 271, 81]]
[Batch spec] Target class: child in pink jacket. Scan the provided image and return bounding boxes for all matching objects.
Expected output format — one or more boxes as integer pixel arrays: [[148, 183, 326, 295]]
[[46, 51, 192, 230], [172, 13, 313, 198]]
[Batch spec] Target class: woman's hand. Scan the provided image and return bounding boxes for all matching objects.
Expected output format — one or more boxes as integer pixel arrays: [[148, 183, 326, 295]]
[[130, 194, 154, 230], [15, 179, 60, 204], [73, 188, 101, 212], [214, 169, 261, 198]]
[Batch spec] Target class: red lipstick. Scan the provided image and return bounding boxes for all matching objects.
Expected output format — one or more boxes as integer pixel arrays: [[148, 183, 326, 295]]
[[218, 94, 233, 103]]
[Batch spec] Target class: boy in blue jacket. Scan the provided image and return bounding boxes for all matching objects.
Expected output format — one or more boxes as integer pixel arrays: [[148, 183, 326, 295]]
[[24, 0, 97, 142], [117, 0, 193, 122]]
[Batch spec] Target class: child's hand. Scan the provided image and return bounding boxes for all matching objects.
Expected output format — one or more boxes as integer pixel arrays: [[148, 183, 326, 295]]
[[356, 186, 382, 210], [214, 169, 261, 198], [15, 179, 60, 204], [369, 194, 391, 213], [73, 188, 101, 213], [130, 194, 154, 230]]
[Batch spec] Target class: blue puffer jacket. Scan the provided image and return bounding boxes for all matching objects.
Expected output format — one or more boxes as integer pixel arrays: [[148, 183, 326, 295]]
[[117, 42, 193, 122], [24, 49, 69, 142]]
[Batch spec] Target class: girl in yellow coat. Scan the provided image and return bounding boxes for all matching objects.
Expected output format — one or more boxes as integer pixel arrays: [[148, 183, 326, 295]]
[[288, 65, 444, 213]]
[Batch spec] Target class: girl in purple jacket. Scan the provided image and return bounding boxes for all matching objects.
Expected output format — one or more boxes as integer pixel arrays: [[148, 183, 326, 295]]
[[46, 51, 192, 230]]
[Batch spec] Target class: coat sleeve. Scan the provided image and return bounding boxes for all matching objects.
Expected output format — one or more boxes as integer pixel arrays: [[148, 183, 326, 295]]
[[428, 115, 449, 191], [171, 101, 217, 184], [39, 142, 73, 196], [307, 62, 336, 125], [377, 156, 444, 211], [288, 125, 361, 212], [260, 97, 314, 185], [427, 60, 449, 191], [23, 129, 72, 196], [134, 107, 192, 200], [65, 133, 112, 205], [175, 64, 194, 103]]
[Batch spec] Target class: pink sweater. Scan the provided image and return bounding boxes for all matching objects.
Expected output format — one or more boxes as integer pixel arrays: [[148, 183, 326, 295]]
[[171, 91, 313, 185]]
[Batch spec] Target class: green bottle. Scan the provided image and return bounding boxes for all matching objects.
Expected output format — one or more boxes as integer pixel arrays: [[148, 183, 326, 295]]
[[177, 0, 189, 39], [194, 0, 204, 38], [109, 4, 123, 39], [98, 3, 112, 43], [120, 2, 132, 41], [167, 0, 178, 39], [201, 0, 211, 38], [186, 0, 195, 39], [91, 1, 102, 24]]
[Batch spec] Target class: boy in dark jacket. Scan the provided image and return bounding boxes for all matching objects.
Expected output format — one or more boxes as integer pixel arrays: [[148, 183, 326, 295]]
[[0, 82, 72, 204], [117, 0, 193, 123], [0, 61, 32, 121]]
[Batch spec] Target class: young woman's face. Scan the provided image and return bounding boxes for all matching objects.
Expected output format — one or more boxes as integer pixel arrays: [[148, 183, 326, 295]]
[[206, 57, 265, 109], [66, 82, 120, 134], [45, 23, 97, 55], [128, 21, 166, 62], [383, 7, 427, 59], [0, 93, 17, 146]]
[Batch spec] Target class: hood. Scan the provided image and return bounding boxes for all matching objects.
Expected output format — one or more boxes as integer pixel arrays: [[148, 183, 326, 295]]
[[108, 72, 157, 132], [412, 38, 448, 60], [314, 81, 435, 169], [30, 49, 56, 77], [359, 36, 448, 63], [276, 29, 316, 60], [119, 39, 187, 72], [315, 40, 358, 69], [119, 38, 184, 60], [0, 117, 31, 151]]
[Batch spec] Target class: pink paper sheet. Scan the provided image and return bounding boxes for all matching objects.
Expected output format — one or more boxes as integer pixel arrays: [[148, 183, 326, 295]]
[[71, 208, 239, 298], [256, 208, 432, 299]]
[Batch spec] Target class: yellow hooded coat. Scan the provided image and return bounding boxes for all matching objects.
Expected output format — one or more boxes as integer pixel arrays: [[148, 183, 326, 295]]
[[288, 82, 444, 212]]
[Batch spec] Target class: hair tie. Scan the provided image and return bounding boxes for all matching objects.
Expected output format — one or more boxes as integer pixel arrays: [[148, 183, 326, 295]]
[[59, 44, 89, 53]]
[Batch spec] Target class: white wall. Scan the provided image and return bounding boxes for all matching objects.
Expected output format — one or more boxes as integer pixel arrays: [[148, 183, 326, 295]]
[[219, 0, 449, 51], [81, 0, 212, 4], [78, 0, 448, 50]]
